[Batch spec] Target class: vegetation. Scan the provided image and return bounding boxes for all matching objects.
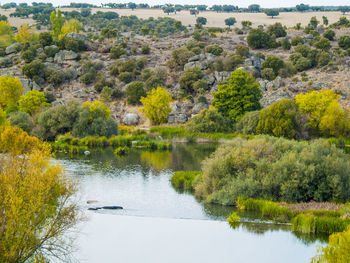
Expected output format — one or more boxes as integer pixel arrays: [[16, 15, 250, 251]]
[[171, 171, 202, 191]]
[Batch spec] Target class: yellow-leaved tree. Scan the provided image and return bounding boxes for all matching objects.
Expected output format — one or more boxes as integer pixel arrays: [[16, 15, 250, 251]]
[[0, 20, 13, 48], [0, 126, 79, 262], [140, 87, 172, 125], [18, 90, 49, 115], [59, 19, 83, 39], [50, 9, 64, 39], [82, 100, 111, 118], [0, 76, 23, 110], [14, 24, 38, 43]]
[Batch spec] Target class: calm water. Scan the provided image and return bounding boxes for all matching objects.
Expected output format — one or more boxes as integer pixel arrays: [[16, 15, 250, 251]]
[[56, 144, 326, 263]]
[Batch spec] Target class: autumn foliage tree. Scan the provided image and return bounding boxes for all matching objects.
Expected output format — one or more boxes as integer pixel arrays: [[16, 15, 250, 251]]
[[50, 9, 64, 39], [0, 76, 23, 110], [0, 126, 79, 262], [140, 87, 172, 125], [14, 24, 37, 43], [18, 90, 49, 115], [0, 21, 13, 48], [59, 19, 83, 39]]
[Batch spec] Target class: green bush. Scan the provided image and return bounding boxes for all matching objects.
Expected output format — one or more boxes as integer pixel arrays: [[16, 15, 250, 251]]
[[39, 32, 53, 46], [314, 37, 331, 51], [44, 45, 59, 57], [247, 28, 271, 49], [186, 108, 232, 133], [100, 86, 113, 102], [256, 99, 303, 139], [126, 81, 146, 105], [59, 37, 86, 52], [110, 45, 127, 59], [280, 37, 291, 50], [266, 22, 286, 37], [338, 35, 350, 49], [171, 171, 202, 191], [261, 68, 275, 80], [323, 30, 335, 41], [261, 55, 285, 76], [21, 48, 37, 63], [205, 44, 223, 56], [227, 212, 240, 227], [118, 72, 133, 84], [170, 47, 195, 68], [235, 110, 260, 134], [179, 66, 204, 94], [22, 60, 45, 80], [8, 111, 33, 133], [291, 36, 304, 46], [195, 136, 350, 205], [235, 45, 250, 57], [317, 51, 331, 67]]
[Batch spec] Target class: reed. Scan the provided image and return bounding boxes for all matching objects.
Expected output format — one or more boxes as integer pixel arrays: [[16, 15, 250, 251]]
[[171, 171, 202, 191]]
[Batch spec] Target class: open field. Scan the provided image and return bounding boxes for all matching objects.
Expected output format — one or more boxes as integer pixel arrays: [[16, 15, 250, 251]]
[[1, 8, 347, 28]]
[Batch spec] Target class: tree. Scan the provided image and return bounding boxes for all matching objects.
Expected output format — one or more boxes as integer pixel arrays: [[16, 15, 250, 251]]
[[196, 17, 207, 25], [0, 21, 13, 48], [190, 9, 199, 17], [256, 99, 302, 139], [309, 16, 319, 29], [322, 16, 329, 26], [140, 87, 172, 125], [247, 28, 271, 49], [179, 67, 204, 94], [163, 6, 175, 15], [8, 111, 33, 132], [0, 76, 23, 110], [296, 4, 310, 12], [340, 6, 350, 15], [50, 9, 64, 39], [59, 19, 82, 39], [248, 4, 260, 12], [295, 90, 339, 131], [213, 69, 262, 122], [267, 22, 286, 37], [212, 5, 222, 13], [0, 126, 79, 262], [265, 9, 279, 19], [18, 90, 49, 115], [0, 107, 7, 127], [261, 55, 285, 75], [126, 81, 146, 105], [14, 24, 37, 43], [338, 35, 350, 49], [128, 2, 137, 10], [225, 17, 236, 28], [314, 37, 331, 51], [323, 29, 335, 41]]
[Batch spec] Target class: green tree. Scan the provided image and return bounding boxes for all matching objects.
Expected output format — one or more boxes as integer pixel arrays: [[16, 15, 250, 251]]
[[18, 90, 49, 115], [213, 69, 262, 122], [264, 9, 279, 18], [8, 111, 33, 133], [309, 16, 319, 29], [314, 37, 331, 51], [0, 21, 13, 48], [196, 17, 207, 25], [266, 22, 286, 37], [256, 99, 302, 139], [225, 17, 236, 28], [261, 55, 285, 76], [247, 28, 271, 49], [338, 35, 350, 49], [322, 16, 329, 26], [140, 87, 172, 125], [50, 9, 64, 39], [179, 67, 204, 94], [126, 81, 146, 105]]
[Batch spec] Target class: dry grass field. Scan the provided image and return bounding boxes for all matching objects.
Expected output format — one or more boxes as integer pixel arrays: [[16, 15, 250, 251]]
[[0, 7, 347, 28]]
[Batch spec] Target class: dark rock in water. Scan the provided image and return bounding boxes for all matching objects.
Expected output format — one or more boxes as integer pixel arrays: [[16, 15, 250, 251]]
[[102, 206, 123, 210], [88, 207, 102, 211]]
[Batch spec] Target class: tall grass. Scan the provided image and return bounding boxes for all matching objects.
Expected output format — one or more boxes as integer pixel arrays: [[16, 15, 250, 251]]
[[171, 171, 202, 191]]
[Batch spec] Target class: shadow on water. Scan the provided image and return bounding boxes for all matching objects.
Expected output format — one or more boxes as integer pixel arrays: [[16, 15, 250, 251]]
[[56, 143, 328, 245]]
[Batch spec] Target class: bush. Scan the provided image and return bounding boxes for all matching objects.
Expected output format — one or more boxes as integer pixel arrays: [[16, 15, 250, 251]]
[[171, 171, 202, 191], [80, 69, 97, 85], [39, 32, 53, 46], [141, 44, 150, 54], [170, 47, 195, 68], [291, 36, 304, 46], [18, 90, 49, 115], [22, 60, 45, 79], [294, 56, 312, 71], [261, 55, 285, 76], [110, 45, 127, 59], [100, 86, 113, 102], [179, 67, 204, 94], [126, 81, 146, 105], [266, 22, 286, 37], [317, 51, 330, 67], [323, 29, 335, 41], [280, 37, 291, 50], [213, 69, 261, 122], [261, 68, 275, 80], [118, 72, 133, 83], [8, 111, 33, 132], [186, 108, 232, 133], [44, 45, 59, 57], [338, 35, 350, 49], [256, 99, 303, 139], [247, 28, 271, 49], [314, 37, 331, 51], [235, 45, 249, 57], [205, 44, 223, 56], [234, 110, 260, 135], [194, 136, 350, 205], [21, 48, 36, 63]]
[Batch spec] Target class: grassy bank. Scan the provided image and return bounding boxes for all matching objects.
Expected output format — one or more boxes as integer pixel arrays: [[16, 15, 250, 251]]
[[171, 171, 202, 191]]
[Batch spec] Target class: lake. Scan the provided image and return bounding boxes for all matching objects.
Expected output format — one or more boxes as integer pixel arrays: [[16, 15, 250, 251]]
[[56, 143, 326, 263]]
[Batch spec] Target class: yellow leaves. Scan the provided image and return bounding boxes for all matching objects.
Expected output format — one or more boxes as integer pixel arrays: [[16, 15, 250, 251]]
[[140, 87, 172, 125], [0, 21, 13, 48], [82, 100, 111, 119], [14, 24, 38, 43], [59, 19, 82, 39], [18, 90, 49, 115], [0, 76, 23, 109], [0, 107, 7, 129], [295, 90, 339, 130]]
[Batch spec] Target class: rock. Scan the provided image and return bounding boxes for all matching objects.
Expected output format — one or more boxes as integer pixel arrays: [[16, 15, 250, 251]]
[[260, 89, 292, 108], [54, 50, 78, 63], [84, 151, 91, 156], [214, 71, 230, 82], [32, 81, 42, 91], [122, 113, 140, 126], [188, 54, 201, 62], [266, 76, 284, 91], [5, 43, 21, 55], [203, 75, 215, 86], [184, 60, 208, 70], [205, 53, 216, 62], [192, 102, 208, 114], [305, 34, 314, 41], [259, 80, 269, 93], [66, 32, 88, 41], [0, 57, 12, 68], [85, 41, 99, 51], [19, 78, 32, 93]]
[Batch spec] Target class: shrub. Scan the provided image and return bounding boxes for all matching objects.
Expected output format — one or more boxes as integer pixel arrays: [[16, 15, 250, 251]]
[[18, 90, 49, 115], [323, 30, 335, 41], [22, 59, 45, 79], [126, 81, 146, 105], [266, 22, 286, 37], [44, 45, 59, 57], [235, 45, 249, 57], [317, 51, 330, 66], [294, 56, 312, 71], [110, 45, 127, 59], [256, 99, 302, 139], [261, 68, 275, 80], [141, 44, 150, 54], [170, 47, 194, 68], [118, 72, 133, 83], [194, 136, 350, 205], [38, 32, 53, 46], [0, 76, 23, 110], [80, 69, 97, 85], [314, 37, 331, 51], [234, 110, 260, 134], [186, 108, 232, 133], [179, 67, 204, 94], [261, 55, 285, 75], [247, 28, 271, 49], [291, 36, 304, 46], [171, 171, 202, 191], [213, 69, 261, 122], [100, 86, 113, 102], [140, 87, 172, 125], [227, 212, 240, 227], [222, 55, 243, 71], [280, 37, 291, 50], [21, 48, 36, 63], [145, 67, 167, 91], [338, 35, 350, 49], [8, 111, 33, 132], [205, 44, 223, 56]]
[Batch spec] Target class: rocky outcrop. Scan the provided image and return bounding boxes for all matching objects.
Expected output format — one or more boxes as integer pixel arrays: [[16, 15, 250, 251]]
[[168, 100, 193, 124], [0, 57, 12, 68], [214, 71, 230, 82], [184, 53, 216, 70], [192, 102, 208, 115], [5, 43, 21, 55], [54, 50, 78, 63], [123, 113, 140, 126], [66, 32, 88, 41], [260, 89, 292, 107]]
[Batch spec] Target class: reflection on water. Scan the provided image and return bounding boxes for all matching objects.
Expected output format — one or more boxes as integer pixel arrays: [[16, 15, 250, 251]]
[[56, 143, 326, 263]]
